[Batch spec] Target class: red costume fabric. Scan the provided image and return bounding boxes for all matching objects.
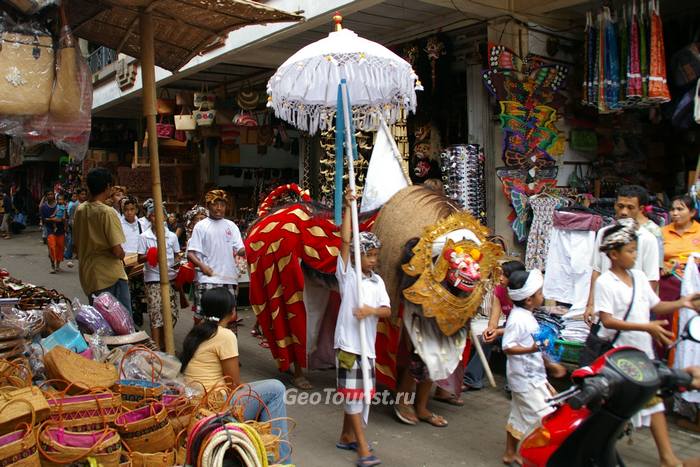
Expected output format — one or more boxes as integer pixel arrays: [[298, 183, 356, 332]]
[[245, 190, 386, 375]]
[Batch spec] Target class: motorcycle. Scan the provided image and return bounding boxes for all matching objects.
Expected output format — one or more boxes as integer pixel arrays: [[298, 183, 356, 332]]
[[519, 315, 700, 467]]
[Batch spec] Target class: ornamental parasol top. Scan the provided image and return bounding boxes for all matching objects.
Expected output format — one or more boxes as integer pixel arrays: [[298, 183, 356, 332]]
[[267, 14, 422, 134]]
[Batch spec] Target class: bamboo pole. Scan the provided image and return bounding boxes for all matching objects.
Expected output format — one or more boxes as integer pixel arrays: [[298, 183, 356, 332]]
[[140, 10, 175, 355], [340, 80, 372, 414]]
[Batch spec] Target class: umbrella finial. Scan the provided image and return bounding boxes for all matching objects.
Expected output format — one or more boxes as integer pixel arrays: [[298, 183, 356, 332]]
[[332, 12, 343, 31]]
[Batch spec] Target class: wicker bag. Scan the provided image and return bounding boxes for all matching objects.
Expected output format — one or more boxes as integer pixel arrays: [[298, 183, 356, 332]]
[[0, 399, 40, 467], [0, 386, 50, 433], [114, 401, 175, 454], [37, 423, 122, 467], [44, 346, 118, 394], [174, 429, 187, 466], [123, 440, 175, 467], [0, 32, 54, 116], [113, 346, 164, 410], [0, 358, 32, 389], [41, 383, 122, 431]]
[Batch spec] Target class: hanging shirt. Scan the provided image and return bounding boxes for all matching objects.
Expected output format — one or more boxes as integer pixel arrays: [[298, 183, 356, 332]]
[[121, 217, 142, 254], [334, 256, 390, 359], [186, 217, 244, 285], [137, 225, 180, 283]]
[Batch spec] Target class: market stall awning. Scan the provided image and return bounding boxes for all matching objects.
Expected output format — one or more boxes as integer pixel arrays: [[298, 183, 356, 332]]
[[66, 0, 303, 71]]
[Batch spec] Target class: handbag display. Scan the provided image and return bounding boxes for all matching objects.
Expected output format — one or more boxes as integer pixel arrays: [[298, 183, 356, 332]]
[[156, 89, 174, 115], [113, 346, 164, 410], [155, 115, 174, 139], [0, 398, 40, 467], [49, 17, 81, 121], [42, 386, 122, 431], [38, 423, 122, 467], [174, 109, 196, 131], [193, 109, 216, 127], [579, 275, 635, 366], [114, 402, 175, 454], [0, 31, 54, 116], [44, 346, 118, 394], [194, 84, 215, 110]]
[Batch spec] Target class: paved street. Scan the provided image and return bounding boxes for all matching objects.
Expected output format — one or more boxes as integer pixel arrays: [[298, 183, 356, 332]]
[[2, 228, 700, 466]]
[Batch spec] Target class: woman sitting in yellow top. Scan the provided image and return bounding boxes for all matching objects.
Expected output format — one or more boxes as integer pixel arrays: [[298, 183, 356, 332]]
[[181, 287, 291, 464]]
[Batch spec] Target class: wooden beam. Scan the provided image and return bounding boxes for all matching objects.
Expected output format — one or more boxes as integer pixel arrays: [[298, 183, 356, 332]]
[[515, 0, 590, 15]]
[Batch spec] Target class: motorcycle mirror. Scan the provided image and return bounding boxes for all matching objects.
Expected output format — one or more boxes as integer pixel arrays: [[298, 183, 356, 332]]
[[687, 315, 700, 343]]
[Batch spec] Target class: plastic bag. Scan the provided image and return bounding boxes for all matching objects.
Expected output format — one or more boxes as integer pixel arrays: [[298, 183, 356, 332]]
[[92, 293, 135, 336], [114, 345, 181, 381], [27, 343, 46, 382], [41, 321, 87, 353], [84, 333, 110, 363], [2, 306, 45, 338], [74, 299, 114, 336], [44, 301, 73, 334], [0, 12, 92, 160]]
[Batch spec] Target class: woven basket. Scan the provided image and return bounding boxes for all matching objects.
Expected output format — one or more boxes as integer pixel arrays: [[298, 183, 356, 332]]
[[174, 429, 187, 466], [0, 398, 40, 467], [113, 346, 164, 410], [44, 346, 118, 393], [38, 423, 122, 467], [0, 386, 50, 433], [114, 402, 175, 454], [42, 385, 122, 432], [127, 448, 175, 467], [162, 394, 197, 435], [0, 358, 32, 389]]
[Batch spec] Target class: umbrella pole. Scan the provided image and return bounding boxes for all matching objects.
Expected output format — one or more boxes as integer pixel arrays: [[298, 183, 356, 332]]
[[140, 10, 175, 355], [339, 81, 372, 408]]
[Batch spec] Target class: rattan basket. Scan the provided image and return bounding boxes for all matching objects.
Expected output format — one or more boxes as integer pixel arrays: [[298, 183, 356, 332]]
[[114, 402, 175, 454], [38, 423, 122, 467], [44, 346, 118, 393], [0, 399, 40, 467]]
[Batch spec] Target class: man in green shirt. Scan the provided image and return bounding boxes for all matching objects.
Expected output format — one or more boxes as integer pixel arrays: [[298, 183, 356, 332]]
[[73, 168, 131, 311]]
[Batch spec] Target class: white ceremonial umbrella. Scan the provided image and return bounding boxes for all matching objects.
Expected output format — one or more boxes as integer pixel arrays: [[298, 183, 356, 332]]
[[267, 14, 421, 416]]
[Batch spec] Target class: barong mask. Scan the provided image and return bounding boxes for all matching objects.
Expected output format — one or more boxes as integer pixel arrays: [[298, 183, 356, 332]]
[[443, 245, 482, 293], [401, 212, 505, 336]]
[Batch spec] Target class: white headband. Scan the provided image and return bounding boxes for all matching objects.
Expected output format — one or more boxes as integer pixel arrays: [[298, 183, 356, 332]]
[[508, 269, 544, 302]]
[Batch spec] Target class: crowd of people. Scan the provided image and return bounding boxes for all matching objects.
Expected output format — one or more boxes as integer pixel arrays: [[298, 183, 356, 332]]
[[3, 167, 700, 466]]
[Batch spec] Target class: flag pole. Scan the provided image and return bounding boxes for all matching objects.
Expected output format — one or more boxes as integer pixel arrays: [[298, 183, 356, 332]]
[[340, 80, 372, 410]]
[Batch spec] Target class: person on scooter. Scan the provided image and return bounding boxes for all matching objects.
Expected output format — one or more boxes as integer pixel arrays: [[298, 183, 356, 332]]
[[502, 269, 566, 465], [595, 218, 700, 467]]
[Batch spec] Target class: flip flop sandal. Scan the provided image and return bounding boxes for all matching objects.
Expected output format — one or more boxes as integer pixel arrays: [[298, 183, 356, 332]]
[[335, 441, 373, 452], [433, 394, 465, 406], [291, 376, 313, 390], [356, 454, 382, 467], [418, 413, 448, 427], [393, 404, 417, 426]]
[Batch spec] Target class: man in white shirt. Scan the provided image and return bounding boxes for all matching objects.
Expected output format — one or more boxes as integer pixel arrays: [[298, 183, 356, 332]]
[[186, 189, 245, 325], [121, 196, 145, 326], [120, 196, 142, 255], [584, 186, 661, 325], [137, 205, 181, 350]]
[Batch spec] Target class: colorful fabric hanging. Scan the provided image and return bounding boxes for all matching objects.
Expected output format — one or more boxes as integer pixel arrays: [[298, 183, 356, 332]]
[[626, 4, 642, 100], [648, 0, 671, 103]]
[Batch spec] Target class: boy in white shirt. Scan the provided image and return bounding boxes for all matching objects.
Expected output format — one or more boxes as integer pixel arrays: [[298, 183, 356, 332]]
[[120, 196, 142, 255], [137, 205, 181, 350], [186, 190, 245, 325], [502, 269, 565, 465], [585, 185, 661, 325], [594, 219, 699, 467], [335, 190, 390, 467]]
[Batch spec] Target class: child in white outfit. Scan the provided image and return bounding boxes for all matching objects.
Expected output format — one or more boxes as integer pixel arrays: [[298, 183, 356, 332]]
[[335, 189, 391, 467], [595, 219, 699, 467], [502, 269, 564, 465]]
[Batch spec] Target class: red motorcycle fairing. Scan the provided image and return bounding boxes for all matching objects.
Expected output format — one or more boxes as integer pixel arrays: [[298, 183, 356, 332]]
[[520, 404, 591, 467]]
